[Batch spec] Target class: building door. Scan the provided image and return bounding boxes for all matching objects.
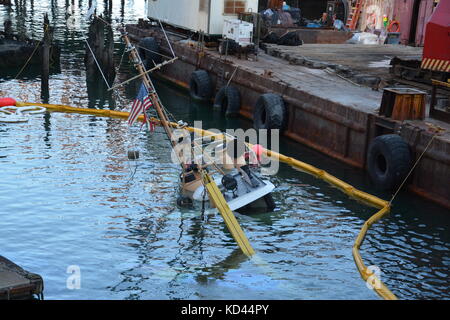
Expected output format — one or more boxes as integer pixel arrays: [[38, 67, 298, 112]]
[[408, 0, 421, 45]]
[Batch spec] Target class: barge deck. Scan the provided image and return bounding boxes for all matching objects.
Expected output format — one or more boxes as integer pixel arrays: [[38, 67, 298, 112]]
[[0, 255, 44, 300], [126, 24, 450, 209]]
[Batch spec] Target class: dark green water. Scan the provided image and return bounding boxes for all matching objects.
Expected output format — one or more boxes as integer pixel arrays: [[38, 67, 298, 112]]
[[0, 1, 449, 300]]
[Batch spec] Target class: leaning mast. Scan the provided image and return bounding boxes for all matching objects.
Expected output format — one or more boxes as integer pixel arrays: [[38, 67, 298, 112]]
[[119, 26, 175, 145]]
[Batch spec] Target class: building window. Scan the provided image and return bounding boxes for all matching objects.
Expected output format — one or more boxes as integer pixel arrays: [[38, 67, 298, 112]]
[[224, 0, 247, 15]]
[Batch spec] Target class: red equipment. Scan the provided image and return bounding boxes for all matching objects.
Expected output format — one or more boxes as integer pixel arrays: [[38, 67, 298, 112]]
[[421, 0, 450, 73]]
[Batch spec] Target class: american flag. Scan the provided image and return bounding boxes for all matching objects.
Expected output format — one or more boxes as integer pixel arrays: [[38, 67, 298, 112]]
[[128, 82, 153, 126]]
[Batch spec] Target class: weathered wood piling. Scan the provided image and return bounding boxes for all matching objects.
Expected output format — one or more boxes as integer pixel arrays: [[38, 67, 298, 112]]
[[85, 14, 115, 105], [41, 13, 53, 102]]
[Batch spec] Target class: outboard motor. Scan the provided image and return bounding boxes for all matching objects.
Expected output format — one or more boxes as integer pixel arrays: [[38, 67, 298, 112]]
[[222, 174, 238, 198]]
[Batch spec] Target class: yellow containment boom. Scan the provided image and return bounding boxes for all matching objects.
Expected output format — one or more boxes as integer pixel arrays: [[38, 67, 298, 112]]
[[16, 102, 397, 299], [201, 171, 255, 257]]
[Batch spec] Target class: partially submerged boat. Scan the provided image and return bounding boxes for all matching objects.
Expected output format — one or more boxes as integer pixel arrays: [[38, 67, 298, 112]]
[[117, 26, 276, 213], [178, 132, 276, 211]]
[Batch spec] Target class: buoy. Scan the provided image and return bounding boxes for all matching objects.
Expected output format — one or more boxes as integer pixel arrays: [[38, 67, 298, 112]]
[[252, 144, 264, 162], [0, 97, 16, 107]]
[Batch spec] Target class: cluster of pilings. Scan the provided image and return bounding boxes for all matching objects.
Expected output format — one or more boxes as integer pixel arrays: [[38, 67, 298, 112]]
[[84, 13, 116, 107], [1, 0, 118, 105]]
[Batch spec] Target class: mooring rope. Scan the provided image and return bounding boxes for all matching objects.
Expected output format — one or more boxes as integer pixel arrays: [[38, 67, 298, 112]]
[[13, 24, 49, 80], [389, 132, 439, 205], [84, 38, 112, 90]]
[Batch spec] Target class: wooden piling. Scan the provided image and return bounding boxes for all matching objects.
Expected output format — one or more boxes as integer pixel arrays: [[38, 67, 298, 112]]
[[85, 14, 115, 106], [0, 0, 12, 6], [85, 14, 115, 81], [3, 19, 13, 38], [41, 13, 52, 103]]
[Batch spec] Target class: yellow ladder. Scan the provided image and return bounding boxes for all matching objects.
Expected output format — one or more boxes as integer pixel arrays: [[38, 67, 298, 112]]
[[200, 170, 255, 257]]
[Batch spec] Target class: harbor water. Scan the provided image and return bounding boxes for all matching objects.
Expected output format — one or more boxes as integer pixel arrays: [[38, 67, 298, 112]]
[[0, 1, 449, 300]]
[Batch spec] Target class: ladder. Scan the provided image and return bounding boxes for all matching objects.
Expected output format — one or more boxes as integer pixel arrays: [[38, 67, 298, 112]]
[[346, 0, 364, 30]]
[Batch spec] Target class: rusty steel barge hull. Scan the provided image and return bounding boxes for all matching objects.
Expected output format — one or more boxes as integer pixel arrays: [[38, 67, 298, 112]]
[[126, 24, 450, 209]]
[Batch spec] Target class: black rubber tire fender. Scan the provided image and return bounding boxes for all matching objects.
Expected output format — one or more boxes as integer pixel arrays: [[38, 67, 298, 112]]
[[189, 70, 213, 101], [367, 134, 412, 190], [213, 86, 241, 117], [138, 37, 161, 69], [253, 93, 287, 130]]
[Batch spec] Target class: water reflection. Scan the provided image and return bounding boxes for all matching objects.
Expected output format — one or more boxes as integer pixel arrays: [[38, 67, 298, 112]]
[[0, 0, 449, 300]]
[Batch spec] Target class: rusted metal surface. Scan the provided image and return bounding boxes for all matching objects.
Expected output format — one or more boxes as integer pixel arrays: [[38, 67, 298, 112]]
[[429, 80, 450, 123], [126, 24, 450, 209], [399, 122, 450, 208]]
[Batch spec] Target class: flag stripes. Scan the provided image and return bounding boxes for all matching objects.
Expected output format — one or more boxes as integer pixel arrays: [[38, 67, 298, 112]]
[[127, 82, 153, 126]]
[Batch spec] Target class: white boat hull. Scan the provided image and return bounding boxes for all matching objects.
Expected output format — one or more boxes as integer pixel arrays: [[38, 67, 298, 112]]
[[192, 176, 275, 211]]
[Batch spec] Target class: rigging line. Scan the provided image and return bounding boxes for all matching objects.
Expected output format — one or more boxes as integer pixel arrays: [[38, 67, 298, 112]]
[[93, 14, 112, 27], [147, 1, 176, 59], [107, 57, 178, 91], [116, 46, 127, 73], [111, 48, 128, 107], [226, 66, 239, 88], [84, 38, 112, 90], [158, 19, 176, 58], [135, 44, 174, 60], [389, 133, 437, 205]]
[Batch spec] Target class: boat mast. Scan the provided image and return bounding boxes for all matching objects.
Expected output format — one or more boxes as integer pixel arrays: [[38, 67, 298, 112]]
[[119, 26, 175, 146]]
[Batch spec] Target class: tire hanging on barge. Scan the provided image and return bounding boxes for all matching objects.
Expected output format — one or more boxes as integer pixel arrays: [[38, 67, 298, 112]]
[[367, 134, 412, 190], [253, 93, 286, 131], [213, 86, 241, 117], [189, 70, 213, 101]]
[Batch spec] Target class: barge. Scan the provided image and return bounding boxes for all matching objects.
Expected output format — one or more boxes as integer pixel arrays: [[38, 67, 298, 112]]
[[126, 22, 450, 210], [0, 255, 43, 300]]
